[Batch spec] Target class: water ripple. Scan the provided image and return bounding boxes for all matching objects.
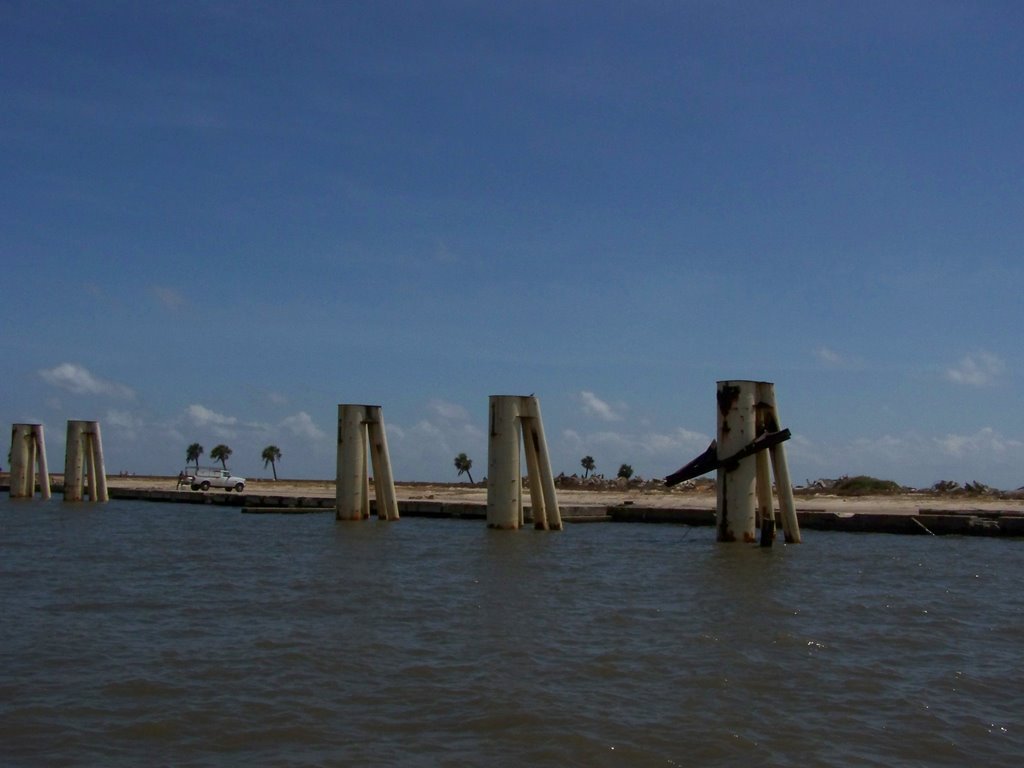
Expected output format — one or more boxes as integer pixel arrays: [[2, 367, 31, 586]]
[[2, 502, 1024, 766]]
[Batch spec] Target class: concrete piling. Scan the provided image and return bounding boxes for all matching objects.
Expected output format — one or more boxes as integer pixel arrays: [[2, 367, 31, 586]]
[[714, 380, 800, 545], [716, 381, 759, 542], [335, 404, 399, 521], [486, 395, 561, 530]]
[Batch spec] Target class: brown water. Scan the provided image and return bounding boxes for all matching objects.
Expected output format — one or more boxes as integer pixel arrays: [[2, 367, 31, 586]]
[[2, 498, 1022, 766]]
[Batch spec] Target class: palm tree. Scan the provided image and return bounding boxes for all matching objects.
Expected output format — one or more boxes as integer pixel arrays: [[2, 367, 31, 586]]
[[581, 455, 595, 478], [262, 445, 282, 480], [617, 463, 634, 480], [210, 444, 232, 469], [454, 452, 474, 483], [186, 443, 204, 469]]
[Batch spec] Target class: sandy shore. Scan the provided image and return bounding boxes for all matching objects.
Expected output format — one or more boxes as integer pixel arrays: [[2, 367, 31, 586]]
[[102, 476, 1024, 515]]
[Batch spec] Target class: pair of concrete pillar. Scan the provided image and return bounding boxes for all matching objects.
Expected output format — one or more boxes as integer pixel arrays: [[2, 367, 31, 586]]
[[63, 420, 109, 502], [9, 424, 52, 499], [335, 405, 398, 521], [716, 380, 800, 544], [486, 395, 561, 530], [9, 420, 108, 502]]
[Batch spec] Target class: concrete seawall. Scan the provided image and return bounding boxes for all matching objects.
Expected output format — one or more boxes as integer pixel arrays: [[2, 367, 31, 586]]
[[4, 482, 1022, 536], [105, 488, 612, 522], [607, 504, 1024, 536], [88, 487, 1024, 536]]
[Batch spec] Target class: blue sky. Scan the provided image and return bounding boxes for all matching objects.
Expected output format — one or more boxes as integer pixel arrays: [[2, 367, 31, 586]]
[[3, 1, 1023, 488]]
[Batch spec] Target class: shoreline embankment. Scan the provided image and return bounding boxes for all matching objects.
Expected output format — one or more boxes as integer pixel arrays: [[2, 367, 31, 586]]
[[4, 474, 1024, 537]]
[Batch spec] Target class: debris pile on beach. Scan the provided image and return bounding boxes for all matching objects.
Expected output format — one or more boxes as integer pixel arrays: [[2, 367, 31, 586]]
[[799, 475, 1024, 500], [551, 473, 716, 493]]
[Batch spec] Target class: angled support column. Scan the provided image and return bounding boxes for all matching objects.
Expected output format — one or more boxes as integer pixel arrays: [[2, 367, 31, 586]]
[[10, 424, 52, 500], [366, 406, 399, 521], [520, 397, 561, 531], [757, 382, 800, 544], [336, 404, 399, 521]]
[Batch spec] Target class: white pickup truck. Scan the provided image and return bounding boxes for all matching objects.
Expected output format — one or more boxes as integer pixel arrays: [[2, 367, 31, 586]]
[[184, 467, 246, 492]]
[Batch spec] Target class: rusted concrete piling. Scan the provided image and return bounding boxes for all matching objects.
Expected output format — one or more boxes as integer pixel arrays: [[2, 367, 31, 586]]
[[716, 381, 758, 542], [63, 420, 108, 502], [486, 395, 561, 530], [667, 381, 800, 544], [716, 381, 800, 544], [9, 424, 51, 499], [335, 404, 399, 521]]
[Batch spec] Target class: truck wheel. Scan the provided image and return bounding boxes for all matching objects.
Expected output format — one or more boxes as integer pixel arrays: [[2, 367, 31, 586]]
[[190, 484, 199, 491], [200, 481, 210, 491], [235, 483, 245, 492]]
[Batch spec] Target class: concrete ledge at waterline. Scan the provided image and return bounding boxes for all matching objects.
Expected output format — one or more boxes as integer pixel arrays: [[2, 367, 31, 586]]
[[559, 505, 612, 523], [795, 509, 1024, 536], [609, 506, 716, 525], [380, 501, 609, 523], [607, 504, 1024, 537], [241, 507, 332, 515], [106, 487, 337, 510], [377, 499, 486, 519], [16, 479, 1024, 536]]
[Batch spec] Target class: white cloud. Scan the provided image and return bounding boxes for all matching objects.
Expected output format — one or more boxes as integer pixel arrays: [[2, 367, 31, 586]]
[[814, 346, 843, 366], [183, 404, 276, 440], [105, 408, 144, 439], [579, 390, 624, 422], [558, 423, 1023, 488], [797, 427, 1024, 488], [813, 346, 864, 370], [428, 398, 470, 422], [265, 391, 289, 406], [151, 285, 185, 310], [811, 348, 843, 366], [560, 425, 711, 477], [39, 363, 135, 399], [945, 352, 1005, 387], [184, 404, 242, 440], [387, 419, 456, 476], [385, 408, 486, 481], [935, 427, 1023, 459], [280, 411, 327, 440], [186, 404, 238, 427]]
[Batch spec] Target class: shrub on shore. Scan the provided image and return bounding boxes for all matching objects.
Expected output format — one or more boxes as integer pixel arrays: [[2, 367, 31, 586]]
[[798, 475, 905, 496]]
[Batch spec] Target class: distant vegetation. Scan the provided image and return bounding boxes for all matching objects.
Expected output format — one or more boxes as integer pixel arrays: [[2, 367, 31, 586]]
[[454, 453, 474, 483], [580, 456, 595, 478], [930, 479, 1008, 496], [798, 475, 1024, 497], [186, 443, 203, 469], [800, 475, 904, 496], [832, 475, 905, 495], [210, 444, 233, 469], [262, 445, 282, 480]]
